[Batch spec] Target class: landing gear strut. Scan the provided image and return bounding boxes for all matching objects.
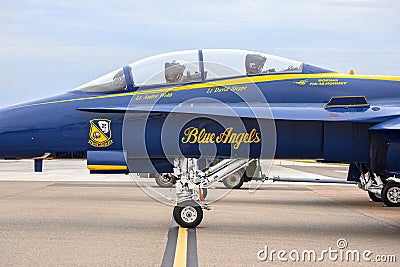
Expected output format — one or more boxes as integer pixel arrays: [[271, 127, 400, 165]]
[[359, 171, 400, 207], [358, 170, 384, 203]]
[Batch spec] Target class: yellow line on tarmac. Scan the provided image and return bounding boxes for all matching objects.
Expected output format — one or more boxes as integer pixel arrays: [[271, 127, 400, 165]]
[[173, 227, 188, 267]]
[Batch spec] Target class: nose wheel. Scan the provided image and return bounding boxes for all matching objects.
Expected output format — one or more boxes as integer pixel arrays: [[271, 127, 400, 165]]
[[173, 201, 203, 228]]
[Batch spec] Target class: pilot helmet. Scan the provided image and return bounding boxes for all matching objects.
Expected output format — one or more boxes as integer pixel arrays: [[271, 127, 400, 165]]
[[246, 54, 267, 75], [165, 61, 186, 83]]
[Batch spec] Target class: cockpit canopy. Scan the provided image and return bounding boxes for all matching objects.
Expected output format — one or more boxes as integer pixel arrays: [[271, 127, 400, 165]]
[[75, 49, 329, 92]]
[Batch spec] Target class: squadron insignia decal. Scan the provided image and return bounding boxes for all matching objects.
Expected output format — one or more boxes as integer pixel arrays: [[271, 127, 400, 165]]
[[88, 118, 113, 147], [294, 79, 308, 85]]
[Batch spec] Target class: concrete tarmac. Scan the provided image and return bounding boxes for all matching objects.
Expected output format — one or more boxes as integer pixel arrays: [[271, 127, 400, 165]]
[[0, 159, 399, 266]]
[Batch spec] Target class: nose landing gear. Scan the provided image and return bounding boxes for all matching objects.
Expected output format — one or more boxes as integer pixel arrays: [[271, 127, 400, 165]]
[[172, 157, 255, 228]]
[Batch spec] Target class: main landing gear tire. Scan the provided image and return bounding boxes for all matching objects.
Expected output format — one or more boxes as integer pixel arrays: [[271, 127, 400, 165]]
[[155, 173, 174, 188], [381, 182, 400, 207], [223, 171, 244, 189], [368, 191, 382, 202], [173, 201, 203, 228]]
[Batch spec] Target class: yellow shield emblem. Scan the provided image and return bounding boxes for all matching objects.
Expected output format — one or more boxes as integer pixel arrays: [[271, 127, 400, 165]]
[[88, 119, 113, 147]]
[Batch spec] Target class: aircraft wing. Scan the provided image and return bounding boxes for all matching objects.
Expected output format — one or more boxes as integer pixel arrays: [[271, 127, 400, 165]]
[[369, 116, 400, 130], [78, 103, 400, 123]]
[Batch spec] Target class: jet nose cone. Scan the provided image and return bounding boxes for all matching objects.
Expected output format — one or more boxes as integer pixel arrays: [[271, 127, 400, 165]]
[[0, 108, 15, 158], [0, 106, 39, 159]]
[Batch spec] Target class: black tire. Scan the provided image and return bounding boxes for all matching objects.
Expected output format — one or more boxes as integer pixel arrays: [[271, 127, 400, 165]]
[[155, 173, 174, 188], [223, 171, 244, 189], [368, 191, 382, 202], [173, 201, 203, 228], [381, 182, 400, 207]]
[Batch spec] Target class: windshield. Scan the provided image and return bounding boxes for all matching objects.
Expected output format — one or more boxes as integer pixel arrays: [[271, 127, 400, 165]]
[[75, 49, 304, 92]]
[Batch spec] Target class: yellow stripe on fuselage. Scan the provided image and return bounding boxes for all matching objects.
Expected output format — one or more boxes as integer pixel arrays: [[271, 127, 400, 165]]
[[14, 73, 400, 109], [87, 165, 127, 171], [173, 227, 188, 267]]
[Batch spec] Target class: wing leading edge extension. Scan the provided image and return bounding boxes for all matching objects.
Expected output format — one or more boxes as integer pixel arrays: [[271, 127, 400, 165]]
[[77, 103, 400, 123]]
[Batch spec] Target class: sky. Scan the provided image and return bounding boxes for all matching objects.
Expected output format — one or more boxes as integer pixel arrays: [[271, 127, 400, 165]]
[[0, 0, 399, 107]]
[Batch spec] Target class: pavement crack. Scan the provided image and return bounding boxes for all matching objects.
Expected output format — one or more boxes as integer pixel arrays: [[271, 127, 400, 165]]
[[0, 182, 54, 199], [309, 188, 400, 229]]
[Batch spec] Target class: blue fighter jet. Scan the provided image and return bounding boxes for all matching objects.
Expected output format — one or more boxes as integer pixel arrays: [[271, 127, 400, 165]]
[[1, 49, 399, 228]]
